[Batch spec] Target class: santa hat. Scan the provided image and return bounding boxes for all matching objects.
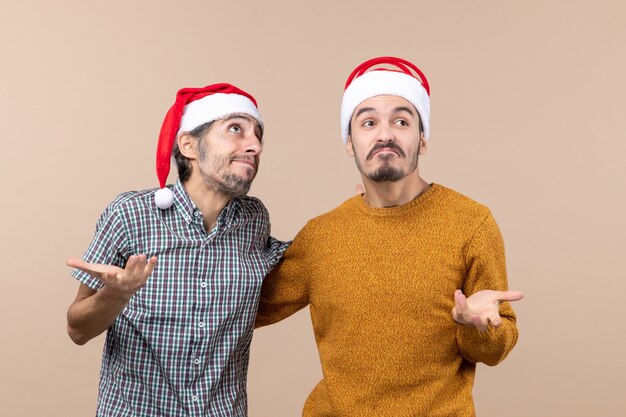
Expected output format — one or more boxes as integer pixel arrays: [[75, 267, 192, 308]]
[[340, 56, 430, 144], [154, 83, 263, 209]]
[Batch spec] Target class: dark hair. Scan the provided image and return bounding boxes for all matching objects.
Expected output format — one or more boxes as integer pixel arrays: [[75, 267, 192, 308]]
[[347, 109, 424, 138], [172, 121, 214, 182]]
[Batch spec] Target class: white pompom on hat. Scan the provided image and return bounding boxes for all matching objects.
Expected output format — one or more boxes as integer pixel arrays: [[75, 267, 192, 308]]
[[340, 56, 431, 144], [154, 83, 263, 209]]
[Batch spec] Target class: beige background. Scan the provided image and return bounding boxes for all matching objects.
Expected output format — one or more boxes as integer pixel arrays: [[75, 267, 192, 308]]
[[1, 0, 624, 415]]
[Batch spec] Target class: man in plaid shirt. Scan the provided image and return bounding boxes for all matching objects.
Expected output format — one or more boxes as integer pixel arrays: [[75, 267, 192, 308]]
[[66, 84, 288, 417]]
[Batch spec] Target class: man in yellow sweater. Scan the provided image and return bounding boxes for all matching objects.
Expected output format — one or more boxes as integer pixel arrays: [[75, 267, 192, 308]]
[[255, 57, 524, 416]]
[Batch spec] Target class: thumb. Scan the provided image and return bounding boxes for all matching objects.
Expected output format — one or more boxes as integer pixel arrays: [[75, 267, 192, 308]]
[[355, 183, 365, 195], [100, 270, 119, 286]]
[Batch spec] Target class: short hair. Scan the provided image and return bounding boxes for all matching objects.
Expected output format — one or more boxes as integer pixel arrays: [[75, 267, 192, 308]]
[[172, 121, 214, 182]]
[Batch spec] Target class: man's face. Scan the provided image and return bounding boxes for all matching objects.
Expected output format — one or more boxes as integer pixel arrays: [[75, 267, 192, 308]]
[[197, 114, 263, 197], [347, 95, 426, 182]]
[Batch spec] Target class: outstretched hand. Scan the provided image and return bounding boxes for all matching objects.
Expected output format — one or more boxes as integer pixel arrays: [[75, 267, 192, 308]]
[[452, 289, 524, 331], [67, 255, 157, 301]]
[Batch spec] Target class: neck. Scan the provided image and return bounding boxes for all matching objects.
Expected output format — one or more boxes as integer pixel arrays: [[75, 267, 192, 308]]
[[182, 175, 231, 231], [361, 173, 430, 208]]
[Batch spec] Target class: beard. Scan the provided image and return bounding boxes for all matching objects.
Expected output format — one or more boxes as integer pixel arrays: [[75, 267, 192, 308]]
[[198, 145, 257, 198], [368, 160, 406, 182], [212, 170, 253, 197], [355, 144, 419, 183]]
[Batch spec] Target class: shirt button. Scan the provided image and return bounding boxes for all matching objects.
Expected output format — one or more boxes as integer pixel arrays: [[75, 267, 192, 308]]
[[194, 358, 200, 365], [200, 282, 207, 288], [192, 395, 198, 402], [198, 321, 205, 328]]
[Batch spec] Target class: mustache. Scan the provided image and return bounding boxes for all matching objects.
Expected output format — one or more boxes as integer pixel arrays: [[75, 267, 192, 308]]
[[366, 142, 406, 160], [230, 154, 258, 169]]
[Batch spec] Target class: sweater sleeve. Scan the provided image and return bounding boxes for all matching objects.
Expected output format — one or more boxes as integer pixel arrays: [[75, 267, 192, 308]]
[[456, 212, 519, 366], [255, 223, 312, 328]]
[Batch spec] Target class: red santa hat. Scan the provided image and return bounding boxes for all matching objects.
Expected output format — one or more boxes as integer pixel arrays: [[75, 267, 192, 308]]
[[154, 83, 263, 209], [340, 56, 431, 144]]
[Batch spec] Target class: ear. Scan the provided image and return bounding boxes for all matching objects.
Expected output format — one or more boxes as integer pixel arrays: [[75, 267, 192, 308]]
[[177, 133, 198, 160], [346, 136, 355, 157], [419, 134, 428, 155]]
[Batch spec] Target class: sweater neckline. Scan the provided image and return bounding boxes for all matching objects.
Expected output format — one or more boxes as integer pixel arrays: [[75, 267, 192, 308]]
[[352, 183, 440, 216]]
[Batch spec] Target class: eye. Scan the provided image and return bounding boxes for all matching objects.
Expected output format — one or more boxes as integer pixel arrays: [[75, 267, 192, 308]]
[[394, 119, 409, 127], [228, 124, 242, 134], [362, 120, 375, 128]]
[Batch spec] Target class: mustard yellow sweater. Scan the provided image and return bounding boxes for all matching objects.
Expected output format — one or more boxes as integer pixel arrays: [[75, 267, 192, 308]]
[[256, 184, 518, 417]]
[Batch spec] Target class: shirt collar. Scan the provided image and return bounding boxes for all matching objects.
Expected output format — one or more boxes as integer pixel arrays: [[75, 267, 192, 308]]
[[218, 198, 241, 230], [172, 179, 196, 225], [172, 179, 241, 229]]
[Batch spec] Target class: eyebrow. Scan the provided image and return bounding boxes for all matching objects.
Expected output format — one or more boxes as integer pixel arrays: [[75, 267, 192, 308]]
[[223, 114, 254, 123], [393, 106, 415, 116], [223, 114, 264, 141], [354, 107, 376, 119], [353, 106, 416, 119]]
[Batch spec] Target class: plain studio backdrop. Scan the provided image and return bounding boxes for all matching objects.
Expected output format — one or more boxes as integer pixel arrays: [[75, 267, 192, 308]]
[[1, 1, 624, 416]]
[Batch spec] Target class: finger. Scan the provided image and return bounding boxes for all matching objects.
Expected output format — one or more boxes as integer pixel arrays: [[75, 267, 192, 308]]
[[455, 290, 469, 312], [488, 310, 502, 328], [451, 304, 463, 322], [496, 290, 524, 303], [132, 254, 147, 277], [459, 299, 480, 325], [117, 256, 136, 285], [66, 258, 96, 272], [355, 183, 365, 195], [477, 318, 489, 332], [66, 258, 83, 268], [465, 311, 489, 331], [452, 290, 464, 321], [454, 290, 470, 321], [144, 256, 157, 276], [125, 255, 138, 274], [462, 313, 487, 331]]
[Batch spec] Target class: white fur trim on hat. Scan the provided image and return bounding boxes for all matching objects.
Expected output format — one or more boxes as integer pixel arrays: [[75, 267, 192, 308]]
[[178, 93, 263, 136], [340, 70, 430, 144]]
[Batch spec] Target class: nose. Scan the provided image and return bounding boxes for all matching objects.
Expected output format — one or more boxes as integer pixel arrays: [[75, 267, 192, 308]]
[[243, 133, 263, 156], [376, 123, 395, 143]]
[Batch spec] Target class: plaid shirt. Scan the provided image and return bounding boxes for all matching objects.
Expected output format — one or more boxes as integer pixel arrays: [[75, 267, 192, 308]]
[[72, 180, 288, 417]]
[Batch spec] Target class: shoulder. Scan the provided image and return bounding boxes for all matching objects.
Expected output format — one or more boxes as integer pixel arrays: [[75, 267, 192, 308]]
[[232, 195, 274, 242], [294, 196, 359, 239], [108, 189, 156, 209], [235, 195, 270, 220], [431, 185, 504, 244], [97, 188, 159, 226], [432, 184, 492, 221]]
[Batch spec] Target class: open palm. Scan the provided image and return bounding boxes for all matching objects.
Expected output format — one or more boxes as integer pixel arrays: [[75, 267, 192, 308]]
[[67, 254, 157, 299]]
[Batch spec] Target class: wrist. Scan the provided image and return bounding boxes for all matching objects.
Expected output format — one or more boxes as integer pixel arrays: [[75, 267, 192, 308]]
[[99, 285, 133, 304]]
